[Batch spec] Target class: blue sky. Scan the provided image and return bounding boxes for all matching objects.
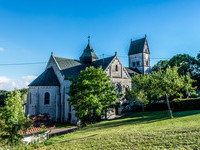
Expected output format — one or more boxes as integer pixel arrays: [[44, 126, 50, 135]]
[[0, 0, 200, 90]]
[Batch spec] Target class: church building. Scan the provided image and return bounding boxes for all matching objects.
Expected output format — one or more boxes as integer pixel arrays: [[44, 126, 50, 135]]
[[26, 35, 150, 124]]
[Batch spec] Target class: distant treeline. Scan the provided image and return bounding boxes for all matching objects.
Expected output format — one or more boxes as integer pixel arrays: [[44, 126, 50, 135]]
[[0, 88, 29, 107]]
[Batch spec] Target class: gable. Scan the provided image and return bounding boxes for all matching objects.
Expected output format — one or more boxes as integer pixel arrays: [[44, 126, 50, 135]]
[[143, 39, 150, 54], [105, 56, 131, 79]]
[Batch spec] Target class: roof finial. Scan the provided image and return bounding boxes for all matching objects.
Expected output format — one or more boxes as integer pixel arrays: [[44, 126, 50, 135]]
[[115, 51, 117, 56], [131, 38, 133, 42], [51, 52, 53, 56], [145, 34, 147, 38], [88, 35, 90, 44]]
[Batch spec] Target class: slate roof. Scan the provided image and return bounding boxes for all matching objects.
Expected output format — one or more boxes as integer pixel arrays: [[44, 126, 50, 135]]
[[54, 55, 115, 79], [131, 68, 142, 74], [125, 67, 140, 77], [92, 56, 115, 70], [62, 56, 115, 79], [29, 67, 60, 86], [80, 43, 98, 60], [54, 57, 81, 70], [128, 37, 147, 55]]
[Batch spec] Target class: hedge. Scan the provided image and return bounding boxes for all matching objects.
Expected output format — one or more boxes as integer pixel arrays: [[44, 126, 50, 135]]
[[132, 98, 200, 112]]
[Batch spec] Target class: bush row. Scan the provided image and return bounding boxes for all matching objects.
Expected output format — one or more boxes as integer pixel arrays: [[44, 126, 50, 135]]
[[132, 98, 200, 112]]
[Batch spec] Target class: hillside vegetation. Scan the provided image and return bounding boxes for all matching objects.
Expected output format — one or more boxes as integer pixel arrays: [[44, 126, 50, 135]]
[[27, 110, 200, 149]]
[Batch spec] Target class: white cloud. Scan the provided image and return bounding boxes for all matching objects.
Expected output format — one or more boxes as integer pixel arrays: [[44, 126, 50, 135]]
[[0, 48, 4, 51], [0, 76, 37, 91], [0, 76, 11, 83]]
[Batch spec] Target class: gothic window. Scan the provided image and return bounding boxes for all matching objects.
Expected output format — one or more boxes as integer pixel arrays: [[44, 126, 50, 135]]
[[132, 62, 136, 67], [115, 65, 118, 71], [44, 92, 50, 104], [137, 61, 140, 66], [30, 93, 32, 104]]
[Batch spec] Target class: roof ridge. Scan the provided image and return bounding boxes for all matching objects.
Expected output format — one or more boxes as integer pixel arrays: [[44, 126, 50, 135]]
[[54, 56, 78, 61], [93, 55, 115, 62]]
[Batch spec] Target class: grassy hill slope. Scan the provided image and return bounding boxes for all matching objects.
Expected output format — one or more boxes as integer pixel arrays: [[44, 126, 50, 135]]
[[28, 110, 200, 149]]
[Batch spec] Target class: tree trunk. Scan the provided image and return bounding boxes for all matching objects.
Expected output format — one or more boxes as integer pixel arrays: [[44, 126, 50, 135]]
[[142, 104, 144, 118], [166, 95, 173, 118]]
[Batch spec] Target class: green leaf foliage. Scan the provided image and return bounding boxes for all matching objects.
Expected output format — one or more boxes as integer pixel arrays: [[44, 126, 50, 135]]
[[128, 66, 196, 119], [0, 89, 30, 145], [152, 53, 200, 90], [68, 67, 119, 126], [152, 60, 169, 72], [152, 66, 196, 118]]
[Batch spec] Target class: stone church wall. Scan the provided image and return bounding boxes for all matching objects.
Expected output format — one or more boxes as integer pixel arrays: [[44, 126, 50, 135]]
[[143, 53, 150, 74], [129, 53, 144, 74], [27, 86, 60, 121]]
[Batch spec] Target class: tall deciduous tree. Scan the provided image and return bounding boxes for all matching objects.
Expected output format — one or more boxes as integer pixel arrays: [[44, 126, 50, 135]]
[[126, 74, 153, 117], [152, 66, 195, 118], [69, 67, 119, 126], [0, 89, 30, 145]]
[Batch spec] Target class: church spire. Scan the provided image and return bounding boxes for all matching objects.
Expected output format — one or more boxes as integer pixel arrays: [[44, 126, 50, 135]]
[[79, 36, 98, 64], [88, 35, 90, 44]]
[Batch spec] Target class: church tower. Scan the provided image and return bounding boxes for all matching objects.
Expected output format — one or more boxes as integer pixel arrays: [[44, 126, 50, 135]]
[[80, 36, 98, 64], [128, 35, 150, 74]]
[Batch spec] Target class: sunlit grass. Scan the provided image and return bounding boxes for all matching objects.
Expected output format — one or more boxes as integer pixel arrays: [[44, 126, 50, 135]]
[[26, 110, 200, 149]]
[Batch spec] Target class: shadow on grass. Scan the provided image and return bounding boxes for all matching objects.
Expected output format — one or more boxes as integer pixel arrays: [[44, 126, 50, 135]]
[[173, 110, 200, 118], [83, 110, 200, 132]]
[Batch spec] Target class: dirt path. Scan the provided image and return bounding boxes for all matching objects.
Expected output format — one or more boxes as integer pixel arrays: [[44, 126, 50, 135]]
[[48, 127, 78, 138]]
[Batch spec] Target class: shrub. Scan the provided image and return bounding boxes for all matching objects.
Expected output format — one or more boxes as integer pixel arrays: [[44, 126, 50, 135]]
[[132, 98, 200, 112]]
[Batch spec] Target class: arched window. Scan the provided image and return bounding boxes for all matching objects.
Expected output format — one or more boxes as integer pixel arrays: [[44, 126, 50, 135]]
[[30, 93, 32, 104], [44, 92, 50, 104], [115, 65, 118, 71]]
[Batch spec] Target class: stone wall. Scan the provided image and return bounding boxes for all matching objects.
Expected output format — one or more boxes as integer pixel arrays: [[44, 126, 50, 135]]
[[143, 53, 150, 74], [129, 53, 144, 74], [26, 86, 60, 121]]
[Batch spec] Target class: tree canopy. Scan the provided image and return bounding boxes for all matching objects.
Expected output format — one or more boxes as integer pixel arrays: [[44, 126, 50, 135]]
[[152, 60, 169, 72], [0, 89, 30, 145], [68, 67, 119, 126], [127, 66, 196, 118], [152, 53, 200, 90]]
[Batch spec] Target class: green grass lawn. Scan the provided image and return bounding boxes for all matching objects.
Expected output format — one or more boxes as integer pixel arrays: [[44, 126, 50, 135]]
[[27, 110, 200, 150]]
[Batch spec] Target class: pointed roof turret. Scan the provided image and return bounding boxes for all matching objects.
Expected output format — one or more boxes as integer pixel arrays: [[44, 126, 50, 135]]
[[80, 36, 98, 64], [128, 35, 150, 55]]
